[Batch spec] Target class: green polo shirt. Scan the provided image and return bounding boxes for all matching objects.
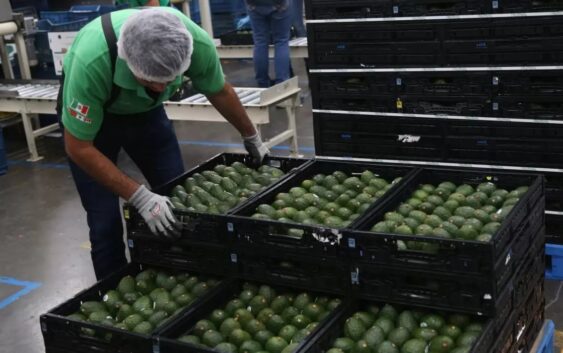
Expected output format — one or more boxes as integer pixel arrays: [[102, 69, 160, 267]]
[[61, 7, 225, 141], [114, 0, 170, 7]]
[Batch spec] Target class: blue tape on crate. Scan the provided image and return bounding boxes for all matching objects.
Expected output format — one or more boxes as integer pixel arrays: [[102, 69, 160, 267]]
[[545, 243, 563, 281], [534, 321, 555, 353]]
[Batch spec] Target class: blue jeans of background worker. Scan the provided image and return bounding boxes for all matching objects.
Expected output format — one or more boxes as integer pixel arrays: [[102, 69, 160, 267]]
[[246, 0, 292, 87], [63, 106, 184, 280], [291, 0, 306, 37]]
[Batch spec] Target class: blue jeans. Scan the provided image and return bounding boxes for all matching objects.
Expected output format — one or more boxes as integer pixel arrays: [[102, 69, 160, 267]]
[[66, 106, 184, 280], [247, 4, 292, 87], [291, 0, 306, 37]]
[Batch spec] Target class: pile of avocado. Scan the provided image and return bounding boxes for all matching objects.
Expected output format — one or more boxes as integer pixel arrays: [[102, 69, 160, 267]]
[[370, 181, 529, 249], [252, 170, 402, 228], [67, 269, 220, 335], [177, 282, 341, 353], [169, 162, 285, 214], [327, 304, 483, 353]]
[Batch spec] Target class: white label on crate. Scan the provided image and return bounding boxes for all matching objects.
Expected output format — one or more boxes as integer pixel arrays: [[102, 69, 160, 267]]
[[230, 253, 238, 263], [348, 238, 356, 248], [227, 222, 234, 232], [493, 76, 499, 85], [505, 251, 512, 266], [517, 325, 526, 341], [492, 0, 499, 9], [397, 135, 421, 143], [395, 78, 402, 86], [128, 239, 134, 248], [483, 293, 492, 300]]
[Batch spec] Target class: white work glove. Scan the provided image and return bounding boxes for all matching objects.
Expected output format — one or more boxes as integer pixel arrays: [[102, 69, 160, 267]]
[[244, 133, 270, 166], [129, 185, 179, 237]]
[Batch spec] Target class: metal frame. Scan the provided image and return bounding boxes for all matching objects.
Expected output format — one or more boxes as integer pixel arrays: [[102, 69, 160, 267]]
[[0, 77, 301, 161], [215, 37, 308, 59]]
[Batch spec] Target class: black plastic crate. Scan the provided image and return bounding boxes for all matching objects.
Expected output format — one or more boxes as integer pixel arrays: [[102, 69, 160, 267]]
[[230, 160, 417, 258], [313, 113, 446, 162], [400, 95, 492, 116], [297, 298, 495, 353], [307, 15, 563, 69], [354, 229, 544, 317], [304, 0, 563, 19], [156, 278, 343, 353], [347, 168, 544, 275], [124, 153, 309, 244], [41, 263, 224, 353], [493, 97, 563, 121], [310, 71, 495, 100], [491, 275, 543, 353], [127, 235, 230, 276], [219, 29, 253, 45], [229, 247, 352, 295]]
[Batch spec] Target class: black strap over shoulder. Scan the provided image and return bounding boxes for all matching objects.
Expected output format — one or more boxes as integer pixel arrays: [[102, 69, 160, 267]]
[[101, 13, 121, 111]]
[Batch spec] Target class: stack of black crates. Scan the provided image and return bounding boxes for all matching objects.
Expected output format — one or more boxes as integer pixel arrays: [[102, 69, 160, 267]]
[[306, 0, 563, 245], [304, 0, 553, 352]]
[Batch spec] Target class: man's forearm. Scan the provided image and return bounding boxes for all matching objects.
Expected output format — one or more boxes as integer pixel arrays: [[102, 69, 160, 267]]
[[65, 132, 139, 200], [207, 83, 257, 137]]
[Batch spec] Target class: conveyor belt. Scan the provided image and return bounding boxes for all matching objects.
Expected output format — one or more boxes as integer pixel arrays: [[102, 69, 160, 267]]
[[0, 82, 267, 106], [0, 77, 302, 161], [0, 81, 59, 100]]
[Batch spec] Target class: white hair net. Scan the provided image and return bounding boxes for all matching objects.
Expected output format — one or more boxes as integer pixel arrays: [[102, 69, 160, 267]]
[[117, 9, 193, 83]]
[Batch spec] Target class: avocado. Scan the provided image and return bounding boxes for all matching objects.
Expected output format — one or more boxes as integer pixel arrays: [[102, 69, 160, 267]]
[[374, 317, 395, 336], [219, 318, 241, 337], [413, 327, 438, 342], [215, 342, 238, 353], [265, 314, 285, 334], [178, 334, 201, 345], [117, 276, 136, 295], [432, 206, 452, 221], [420, 314, 445, 330], [428, 335, 454, 353], [443, 200, 460, 212], [241, 340, 264, 353], [388, 327, 411, 347], [363, 326, 385, 350], [302, 303, 323, 322], [301, 179, 316, 190], [132, 321, 153, 335], [455, 206, 475, 219], [249, 295, 269, 314], [426, 195, 444, 206], [245, 319, 267, 336], [202, 330, 225, 348], [265, 337, 289, 353], [255, 330, 274, 346], [440, 324, 462, 339], [456, 332, 480, 346], [413, 190, 429, 201], [194, 319, 217, 337], [281, 306, 300, 323], [333, 337, 355, 353], [278, 325, 298, 342], [415, 224, 433, 236], [80, 301, 106, 317], [400, 338, 426, 353], [344, 317, 367, 341], [123, 313, 144, 331], [424, 215, 443, 228], [376, 341, 399, 353], [417, 202, 435, 214]]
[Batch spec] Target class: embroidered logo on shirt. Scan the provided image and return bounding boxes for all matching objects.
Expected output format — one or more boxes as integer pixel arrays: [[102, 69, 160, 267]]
[[68, 98, 92, 124]]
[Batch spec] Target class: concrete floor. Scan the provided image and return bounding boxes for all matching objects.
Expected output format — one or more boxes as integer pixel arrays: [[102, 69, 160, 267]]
[[0, 60, 562, 353]]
